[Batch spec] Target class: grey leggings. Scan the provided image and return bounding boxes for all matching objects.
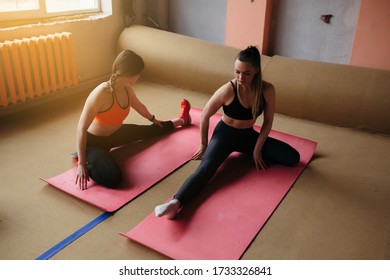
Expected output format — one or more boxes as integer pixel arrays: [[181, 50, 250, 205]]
[[175, 120, 300, 204], [85, 121, 174, 188]]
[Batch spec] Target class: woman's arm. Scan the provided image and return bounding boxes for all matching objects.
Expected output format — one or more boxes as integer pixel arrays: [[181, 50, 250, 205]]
[[253, 83, 275, 170], [128, 85, 162, 127], [75, 85, 107, 189], [192, 83, 232, 159]]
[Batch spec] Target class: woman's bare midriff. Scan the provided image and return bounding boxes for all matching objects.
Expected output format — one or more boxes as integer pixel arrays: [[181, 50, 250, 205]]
[[87, 121, 122, 136], [221, 115, 255, 129]]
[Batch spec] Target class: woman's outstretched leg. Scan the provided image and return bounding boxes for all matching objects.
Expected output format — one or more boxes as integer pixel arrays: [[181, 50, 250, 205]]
[[155, 121, 234, 219]]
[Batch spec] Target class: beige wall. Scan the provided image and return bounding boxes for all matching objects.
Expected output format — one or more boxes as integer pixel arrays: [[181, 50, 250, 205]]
[[0, 0, 125, 85]]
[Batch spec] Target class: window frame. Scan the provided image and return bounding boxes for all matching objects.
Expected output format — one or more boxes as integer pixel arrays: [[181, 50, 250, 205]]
[[0, 0, 101, 22]]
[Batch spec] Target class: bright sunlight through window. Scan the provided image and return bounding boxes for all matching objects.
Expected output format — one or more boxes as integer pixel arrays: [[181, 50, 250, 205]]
[[46, 0, 98, 13], [0, 0, 38, 12], [0, 0, 100, 21]]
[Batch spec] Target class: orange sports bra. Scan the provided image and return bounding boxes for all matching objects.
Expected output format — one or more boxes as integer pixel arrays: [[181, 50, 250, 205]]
[[94, 87, 130, 126]]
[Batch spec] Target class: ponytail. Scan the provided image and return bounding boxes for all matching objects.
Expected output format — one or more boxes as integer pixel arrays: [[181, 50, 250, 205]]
[[236, 46, 263, 119]]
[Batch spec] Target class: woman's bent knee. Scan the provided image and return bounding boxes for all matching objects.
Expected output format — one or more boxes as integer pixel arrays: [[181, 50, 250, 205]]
[[285, 148, 300, 166], [86, 147, 123, 188]]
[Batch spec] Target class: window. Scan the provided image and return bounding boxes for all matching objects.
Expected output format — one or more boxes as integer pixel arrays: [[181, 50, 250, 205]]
[[0, 0, 101, 21], [46, 0, 99, 13]]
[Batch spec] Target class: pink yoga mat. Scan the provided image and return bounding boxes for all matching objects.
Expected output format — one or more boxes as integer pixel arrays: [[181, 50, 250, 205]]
[[120, 120, 317, 259], [40, 109, 203, 212]]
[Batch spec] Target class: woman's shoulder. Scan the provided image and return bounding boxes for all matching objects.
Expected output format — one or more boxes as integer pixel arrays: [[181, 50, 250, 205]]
[[263, 81, 275, 94], [217, 81, 235, 99], [263, 80, 274, 90], [221, 80, 237, 93], [92, 82, 111, 92], [87, 82, 112, 102], [262, 81, 275, 103]]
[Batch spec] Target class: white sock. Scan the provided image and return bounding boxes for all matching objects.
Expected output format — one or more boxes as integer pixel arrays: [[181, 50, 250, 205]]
[[155, 199, 180, 219]]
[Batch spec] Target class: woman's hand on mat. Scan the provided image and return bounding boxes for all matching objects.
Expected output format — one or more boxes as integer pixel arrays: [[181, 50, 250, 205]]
[[75, 164, 89, 190], [253, 150, 267, 170], [192, 144, 207, 160]]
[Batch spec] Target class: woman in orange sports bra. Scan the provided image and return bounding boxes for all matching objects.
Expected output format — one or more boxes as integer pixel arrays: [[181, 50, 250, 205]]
[[75, 50, 191, 190]]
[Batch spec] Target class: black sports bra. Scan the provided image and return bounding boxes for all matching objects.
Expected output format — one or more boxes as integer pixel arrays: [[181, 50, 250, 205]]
[[223, 81, 265, 120]]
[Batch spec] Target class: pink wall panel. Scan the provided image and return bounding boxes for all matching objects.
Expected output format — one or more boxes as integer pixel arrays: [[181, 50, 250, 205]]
[[225, 0, 271, 53], [350, 0, 390, 70]]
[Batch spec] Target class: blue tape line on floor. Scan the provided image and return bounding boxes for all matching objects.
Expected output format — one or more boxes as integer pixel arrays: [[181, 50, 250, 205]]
[[35, 211, 113, 260]]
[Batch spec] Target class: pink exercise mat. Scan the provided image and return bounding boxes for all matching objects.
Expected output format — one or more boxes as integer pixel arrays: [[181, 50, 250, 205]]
[[120, 123, 317, 259], [40, 109, 205, 212]]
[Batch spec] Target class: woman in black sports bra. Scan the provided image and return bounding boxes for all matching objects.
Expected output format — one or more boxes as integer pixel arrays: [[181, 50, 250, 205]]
[[155, 46, 300, 219]]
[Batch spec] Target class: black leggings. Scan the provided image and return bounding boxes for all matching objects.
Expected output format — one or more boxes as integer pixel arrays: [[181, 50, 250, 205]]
[[85, 121, 174, 188], [175, 120, 300, 204]]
